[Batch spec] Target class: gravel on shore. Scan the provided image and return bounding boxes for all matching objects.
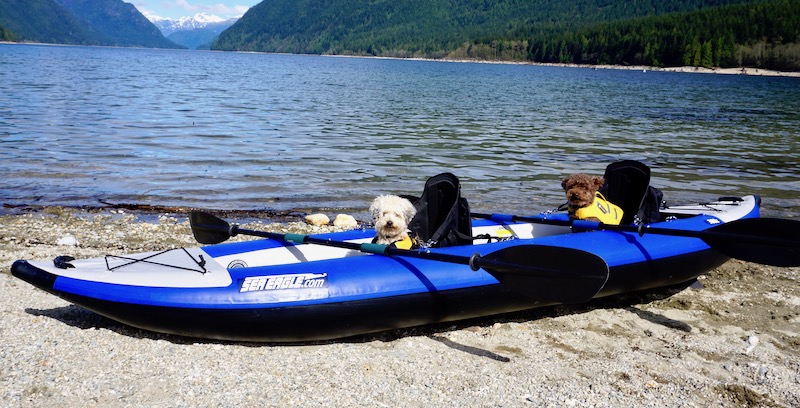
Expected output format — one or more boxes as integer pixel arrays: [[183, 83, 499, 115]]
[[1, 208, 798, 407]]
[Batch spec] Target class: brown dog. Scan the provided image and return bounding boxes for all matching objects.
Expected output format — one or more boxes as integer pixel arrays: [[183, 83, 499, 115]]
[[561, 173, 623, 224]]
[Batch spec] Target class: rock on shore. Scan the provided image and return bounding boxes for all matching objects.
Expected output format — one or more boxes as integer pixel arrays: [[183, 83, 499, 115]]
[[1, 209, 798, 407]]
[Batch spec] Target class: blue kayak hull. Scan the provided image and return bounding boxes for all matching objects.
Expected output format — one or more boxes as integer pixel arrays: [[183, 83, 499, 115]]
[[12, 248, 727, 342], [11, 196, 759, 342]]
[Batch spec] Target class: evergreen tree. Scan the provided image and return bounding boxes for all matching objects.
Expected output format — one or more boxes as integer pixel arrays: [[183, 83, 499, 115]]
[[701, 40, 714, 67], [208, 0, 799, 70]]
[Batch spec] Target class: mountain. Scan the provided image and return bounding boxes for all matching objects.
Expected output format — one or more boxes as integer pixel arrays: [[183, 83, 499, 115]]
[[146, 12, 238, 37], [0, 0, 183, 48], [166, 29, 220, 50], [55, 0, 182, 48], [144, 12, 238, 49], [213, 0, 755, 55], [0, 0, 96, 44]]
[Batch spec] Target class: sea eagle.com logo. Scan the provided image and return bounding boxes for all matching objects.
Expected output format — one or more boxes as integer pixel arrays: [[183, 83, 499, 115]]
[[240, 273, 328, 292]]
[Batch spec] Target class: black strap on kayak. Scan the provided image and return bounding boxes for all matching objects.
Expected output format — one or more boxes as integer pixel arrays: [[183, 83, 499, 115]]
[[53, 255, 76, 269], [104, 248, 208, 274], [598, 159, 653, 225], [403, 172, 473, 248]]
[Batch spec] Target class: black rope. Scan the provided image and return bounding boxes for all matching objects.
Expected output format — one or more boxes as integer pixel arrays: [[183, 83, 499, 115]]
[[105, 248, 208, 274]]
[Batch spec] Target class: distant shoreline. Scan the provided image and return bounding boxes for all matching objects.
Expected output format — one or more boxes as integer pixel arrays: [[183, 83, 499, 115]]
[[547, 62, 800, 78], [4, 41, 799, 78], [326, 53, 800, 78]]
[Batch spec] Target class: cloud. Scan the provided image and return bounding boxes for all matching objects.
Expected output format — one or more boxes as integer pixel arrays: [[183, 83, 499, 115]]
[[208, 4, 251, 17], [174, 0, 199, 13], [130, 1, 159, 17], [173, 1, 250, 17], [131, 0, 164, 19]]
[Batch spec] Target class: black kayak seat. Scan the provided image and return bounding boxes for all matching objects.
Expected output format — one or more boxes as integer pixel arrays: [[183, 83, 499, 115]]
[[598, 160, 651, 225], [404, 172, 472, 248]]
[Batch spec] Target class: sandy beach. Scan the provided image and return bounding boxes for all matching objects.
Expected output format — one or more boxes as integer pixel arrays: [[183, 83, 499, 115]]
[[537, 62, 800, 78], [1, 208, 798, 407], [328, 54, 800, 78]]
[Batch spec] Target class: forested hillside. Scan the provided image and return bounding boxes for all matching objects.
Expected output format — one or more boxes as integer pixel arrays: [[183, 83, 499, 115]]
[[0, 25, 13, 41], [167, 29, 219, 50], [55, 0, 180, 48], [214, 0, 751, 55], [0, 0, 182, 48], [214, 0, 799, 71], [493, 0, 799, 70], [0, 0, 96, 45]]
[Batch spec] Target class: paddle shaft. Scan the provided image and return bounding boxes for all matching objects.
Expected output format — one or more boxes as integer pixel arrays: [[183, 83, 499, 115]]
[[474, 212, 716, 236], [473, 212, 771, 242], [229, 224, 583, 279], [472, 212, 800, 267], [230, 224, 472, 262]]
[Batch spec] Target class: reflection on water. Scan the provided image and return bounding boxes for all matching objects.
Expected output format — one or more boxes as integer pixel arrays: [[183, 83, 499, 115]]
[[1, 44, 798, 219]]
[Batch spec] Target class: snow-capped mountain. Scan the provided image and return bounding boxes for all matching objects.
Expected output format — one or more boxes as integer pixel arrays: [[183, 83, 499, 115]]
[[144, 12, 238, 37]]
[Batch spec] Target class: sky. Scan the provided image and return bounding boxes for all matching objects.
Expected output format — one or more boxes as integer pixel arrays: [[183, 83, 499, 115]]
[[131, 0, 260, 20]]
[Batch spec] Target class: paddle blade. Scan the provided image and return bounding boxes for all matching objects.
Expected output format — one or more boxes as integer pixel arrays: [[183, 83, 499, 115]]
[[700, 217, 800, 267], [190, 211, 232, 244], [478, 245, 609, 304]]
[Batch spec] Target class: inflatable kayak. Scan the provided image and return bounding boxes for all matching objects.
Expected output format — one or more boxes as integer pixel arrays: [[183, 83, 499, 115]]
[[11, 194, 797, 342]]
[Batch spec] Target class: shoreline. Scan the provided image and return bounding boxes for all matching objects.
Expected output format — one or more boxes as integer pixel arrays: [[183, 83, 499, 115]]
[[0, 202, 333, 224], [1, 208, 798, 406], [4, 41, 799, 78], [325, 53, 800, 78], [584, 63, 800, 78]]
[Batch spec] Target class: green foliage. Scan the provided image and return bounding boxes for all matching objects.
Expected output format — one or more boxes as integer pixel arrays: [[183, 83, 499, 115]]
[[55, 0, 183, 48], [0, 25, 16, 41], [212, 0, 799, 71], [448, 40, 531, 61], [527, 0, 800, 70], [214, 0, 753, 55], [0, 0, 95, 44]]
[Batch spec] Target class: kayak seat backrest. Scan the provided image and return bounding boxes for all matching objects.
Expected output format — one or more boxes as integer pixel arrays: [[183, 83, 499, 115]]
[[403, 172, 473, 248], [598, 160, 651, 225]]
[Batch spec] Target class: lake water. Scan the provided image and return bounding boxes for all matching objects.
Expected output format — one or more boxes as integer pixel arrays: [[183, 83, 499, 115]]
[[1, 43, 799, 220]]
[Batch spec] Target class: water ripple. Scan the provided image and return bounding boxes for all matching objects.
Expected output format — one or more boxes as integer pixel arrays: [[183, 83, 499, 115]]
[[1, 44, 798, 219]]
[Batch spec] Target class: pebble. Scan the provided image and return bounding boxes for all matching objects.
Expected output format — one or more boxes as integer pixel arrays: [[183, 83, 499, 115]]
[[333, 214, 358, 229], [56, 234, 78, 246], [745, 335, 759, 353], [758, 366, 768, 378], [305, 213, 330, 226]]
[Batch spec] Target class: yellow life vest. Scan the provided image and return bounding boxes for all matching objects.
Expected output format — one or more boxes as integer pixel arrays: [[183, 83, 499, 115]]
[[371, 233, 421, 249], [390, 235, 416, 250], [573, 192, 624, 225]]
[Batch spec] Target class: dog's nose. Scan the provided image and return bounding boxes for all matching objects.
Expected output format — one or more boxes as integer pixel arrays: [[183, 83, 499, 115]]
[[386, 220, 393, 227]]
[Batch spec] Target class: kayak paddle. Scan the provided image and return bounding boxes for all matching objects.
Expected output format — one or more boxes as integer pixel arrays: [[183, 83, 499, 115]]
[[472, 212, 800, 267], [190, 211, 609, 304]]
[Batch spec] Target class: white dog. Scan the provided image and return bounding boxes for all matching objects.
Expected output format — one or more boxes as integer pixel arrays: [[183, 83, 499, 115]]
[[369, 194, 418, 248]]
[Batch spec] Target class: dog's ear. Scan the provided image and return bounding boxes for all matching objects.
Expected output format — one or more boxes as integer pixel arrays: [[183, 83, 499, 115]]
[[368, 196, 382, 221], [593, 176, 605, 190], [561, 177, 571, 190], [402, 199, 417, 222]]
